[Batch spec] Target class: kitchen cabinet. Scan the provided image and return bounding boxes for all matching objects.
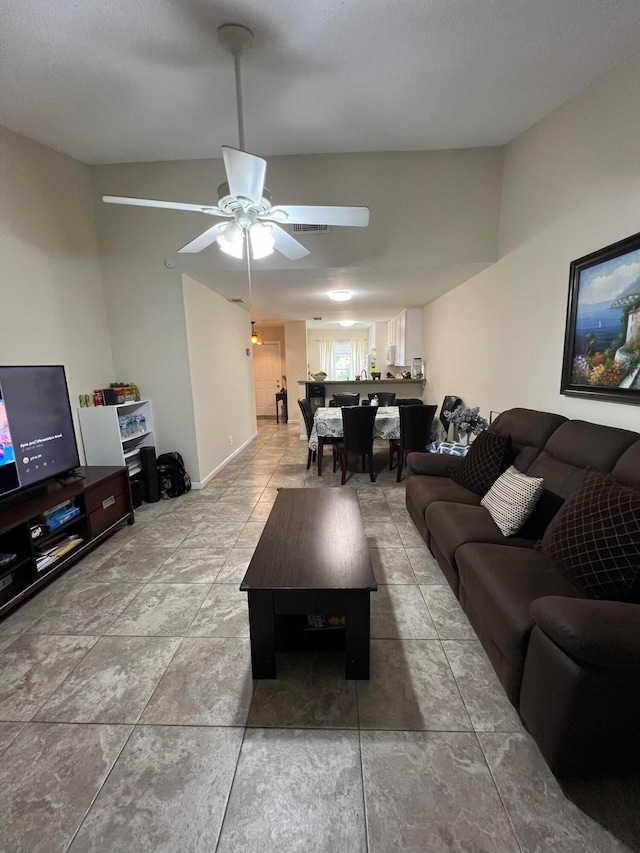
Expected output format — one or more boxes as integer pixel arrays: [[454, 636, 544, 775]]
[[386, 308, 422, 366]]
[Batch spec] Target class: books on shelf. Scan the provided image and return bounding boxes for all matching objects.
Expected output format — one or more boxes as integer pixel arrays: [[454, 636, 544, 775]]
[[43, 500, 80, 530], [36, 534, 83, 572]]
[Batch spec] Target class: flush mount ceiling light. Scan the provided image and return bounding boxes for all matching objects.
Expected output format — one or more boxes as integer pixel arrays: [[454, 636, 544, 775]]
[[339, 320, 355, 326], [329, 291, 352, 302], [250, 321, 263, 345]]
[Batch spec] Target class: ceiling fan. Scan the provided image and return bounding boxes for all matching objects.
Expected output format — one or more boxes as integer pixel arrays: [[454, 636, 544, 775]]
[[103, 24, 370, 261]]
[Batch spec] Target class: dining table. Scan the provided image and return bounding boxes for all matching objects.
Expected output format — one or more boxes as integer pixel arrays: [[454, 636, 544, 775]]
[[309, 406, 401, 475]]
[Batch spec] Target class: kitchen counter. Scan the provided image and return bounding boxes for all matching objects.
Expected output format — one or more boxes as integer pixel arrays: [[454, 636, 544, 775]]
[[295, 378, 425, 439], [297, 379, 424, 386]]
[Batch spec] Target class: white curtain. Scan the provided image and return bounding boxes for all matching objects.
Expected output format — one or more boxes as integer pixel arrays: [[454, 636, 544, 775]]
[[319, 339, 335, 379], [350, 339, 368, 378]]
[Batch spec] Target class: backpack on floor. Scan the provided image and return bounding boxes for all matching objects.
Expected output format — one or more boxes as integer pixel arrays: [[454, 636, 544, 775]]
[[157, 451, 191, 499]]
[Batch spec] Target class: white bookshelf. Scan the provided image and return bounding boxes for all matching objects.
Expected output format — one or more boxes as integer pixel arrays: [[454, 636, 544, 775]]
[[78, 399, 155, 477]]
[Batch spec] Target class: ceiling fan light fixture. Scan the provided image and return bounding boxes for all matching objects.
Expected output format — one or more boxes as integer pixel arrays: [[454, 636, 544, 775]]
[[329, 290, 352, 302], [217, 221, 245, 258], [249, 222, 275, 259]]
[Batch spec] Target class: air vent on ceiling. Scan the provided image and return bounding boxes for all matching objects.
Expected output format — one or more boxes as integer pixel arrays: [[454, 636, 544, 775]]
[[229, 298, 246, 304], [313, 317, 323, 321], [293, 224, 331, 234]]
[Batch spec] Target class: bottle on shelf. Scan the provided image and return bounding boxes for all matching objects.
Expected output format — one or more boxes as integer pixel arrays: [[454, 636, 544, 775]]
[[411, 357, 424, 379]]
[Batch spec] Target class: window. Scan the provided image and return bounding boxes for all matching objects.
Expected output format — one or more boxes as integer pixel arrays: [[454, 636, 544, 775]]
[[333, 341, 351, 381]]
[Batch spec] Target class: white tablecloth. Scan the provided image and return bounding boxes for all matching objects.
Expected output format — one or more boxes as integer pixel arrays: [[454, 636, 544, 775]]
[[308, 406, 400, 452]]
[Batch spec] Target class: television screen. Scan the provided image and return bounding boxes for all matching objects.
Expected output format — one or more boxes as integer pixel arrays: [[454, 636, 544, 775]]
[[0, 366, 80, 501]]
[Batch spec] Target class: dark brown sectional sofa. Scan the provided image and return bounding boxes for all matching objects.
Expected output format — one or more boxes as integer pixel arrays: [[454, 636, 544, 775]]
[[405, 407, 640, 776]]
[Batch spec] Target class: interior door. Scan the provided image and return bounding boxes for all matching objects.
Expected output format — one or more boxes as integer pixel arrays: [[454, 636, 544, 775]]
[[253, 341, 282, 417]]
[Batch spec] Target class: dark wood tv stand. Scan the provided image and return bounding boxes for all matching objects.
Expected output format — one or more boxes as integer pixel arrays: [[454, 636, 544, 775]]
[[0, 466, 134, 619]]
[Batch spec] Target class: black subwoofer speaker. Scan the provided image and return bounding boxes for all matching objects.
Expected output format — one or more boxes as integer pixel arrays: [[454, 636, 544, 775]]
[[130, 477, 143, 509], [140, 446, 161, 503]]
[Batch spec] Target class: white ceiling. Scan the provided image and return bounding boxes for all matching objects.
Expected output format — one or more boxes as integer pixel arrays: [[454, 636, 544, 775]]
[[4, 0, 640, 326], [4, 0, 640, 163]]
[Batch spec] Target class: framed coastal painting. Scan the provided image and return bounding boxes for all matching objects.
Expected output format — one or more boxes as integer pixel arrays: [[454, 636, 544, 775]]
[[561, 231, 640, 403]]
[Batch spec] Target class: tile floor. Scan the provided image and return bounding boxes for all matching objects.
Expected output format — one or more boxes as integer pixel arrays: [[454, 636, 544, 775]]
[[0, 420, 637, 852]]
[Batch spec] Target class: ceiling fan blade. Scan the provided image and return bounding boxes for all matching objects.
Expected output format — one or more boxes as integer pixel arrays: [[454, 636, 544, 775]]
[[177, 222, 229, 253], [103, 195, 226, 216], [267, 205, 370, 227], [222, 146, 267, 205], [270, 224, 311, 260]]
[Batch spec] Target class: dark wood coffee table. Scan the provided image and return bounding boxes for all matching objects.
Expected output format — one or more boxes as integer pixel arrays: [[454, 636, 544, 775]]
[[240, 488, 377, 679]]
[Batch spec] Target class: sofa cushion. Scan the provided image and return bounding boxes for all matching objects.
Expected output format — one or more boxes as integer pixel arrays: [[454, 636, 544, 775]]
[[481, 466, 545, 536], [611, 441, 640, 491], [406, 452, 465, 477], [406, 474, 481, 518], [488, 408, 567, 473], [456, 543, 586, 671], [449, 431, 512, 495], [529, 596, 640, 671], [540, 471, 640, 601], [427, 502, 538, 572], [536, 420, 639, 475]]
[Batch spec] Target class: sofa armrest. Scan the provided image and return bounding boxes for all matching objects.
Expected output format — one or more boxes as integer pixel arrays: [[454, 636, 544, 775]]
[[530, 596, 640, 672], [406, 452, 463, 476]]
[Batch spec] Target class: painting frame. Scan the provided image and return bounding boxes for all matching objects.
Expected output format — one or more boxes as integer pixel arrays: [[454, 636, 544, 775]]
[[561, 231, 640, 404]]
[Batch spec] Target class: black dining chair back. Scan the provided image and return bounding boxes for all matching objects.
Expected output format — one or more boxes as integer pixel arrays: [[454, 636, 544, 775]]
[[367, 392, 396, 405], [390, 403, 438, 481], [440, 395, 463, 432], [298, 398, 316, 470], [395, 398, 424, 406], [336, 405, 378, 484], [333, 392, 360, 407]]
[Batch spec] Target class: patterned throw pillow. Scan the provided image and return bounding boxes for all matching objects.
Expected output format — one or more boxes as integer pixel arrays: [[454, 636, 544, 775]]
[[426, 441, 470, 456], [481, 466, 544, 536], [540, 471, 640, 600], [449, 431, 512, 495]]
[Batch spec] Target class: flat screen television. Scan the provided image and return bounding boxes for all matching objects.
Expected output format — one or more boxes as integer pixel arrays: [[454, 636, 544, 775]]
[[0, 365, 80, 506]]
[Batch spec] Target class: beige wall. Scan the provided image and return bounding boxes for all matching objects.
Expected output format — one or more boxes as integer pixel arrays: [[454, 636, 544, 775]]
[[0, 126, 114, 462], [422, 54, 640, 432], [182, 275, 257, 485], [284, 322, 308, 385]]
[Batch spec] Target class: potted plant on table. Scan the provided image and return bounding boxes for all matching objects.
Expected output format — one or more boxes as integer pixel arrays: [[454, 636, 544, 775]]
[[443, 405, 489, 445]]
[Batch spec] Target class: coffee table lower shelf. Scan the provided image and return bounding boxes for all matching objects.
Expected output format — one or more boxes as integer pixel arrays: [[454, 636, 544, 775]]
[[246, 588, 372, 680]]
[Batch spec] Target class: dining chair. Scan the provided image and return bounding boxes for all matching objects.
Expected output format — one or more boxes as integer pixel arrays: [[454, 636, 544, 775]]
[[334, 405, 378, 484], [367, 392, 396, 405], [333, 392, 360, 407], [395, 398, 423, 406], [389, 403, 438, 481], [440, 395, 462, 432], [299, 398, 339, 471], [298, 398, 317, 470]]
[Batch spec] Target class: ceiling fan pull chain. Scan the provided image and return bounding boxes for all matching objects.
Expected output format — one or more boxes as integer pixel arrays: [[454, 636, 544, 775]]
[[246, 234, 253, 308]]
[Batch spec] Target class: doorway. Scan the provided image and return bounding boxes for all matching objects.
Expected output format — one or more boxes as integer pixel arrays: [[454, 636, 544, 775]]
[[253, 341, 282, 417]]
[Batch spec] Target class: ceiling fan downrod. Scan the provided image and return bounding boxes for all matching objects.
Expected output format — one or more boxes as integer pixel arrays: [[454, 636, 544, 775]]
[[217, 24, 254, 151]]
